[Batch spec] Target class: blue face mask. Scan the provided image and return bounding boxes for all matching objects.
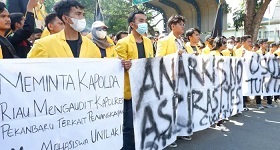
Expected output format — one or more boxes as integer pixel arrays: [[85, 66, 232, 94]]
[[136, 23, 148, 35]]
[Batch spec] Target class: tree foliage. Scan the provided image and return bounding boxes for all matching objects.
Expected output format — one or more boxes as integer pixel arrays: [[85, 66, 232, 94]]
[[232, 0, 271, 42], [44, 0, 160, 35]]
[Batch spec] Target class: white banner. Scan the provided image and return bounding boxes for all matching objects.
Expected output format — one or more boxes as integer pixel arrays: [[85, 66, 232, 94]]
[[243, 51, 280, 96], [0, 59, 124, 150], [129, 54, 243, 150]]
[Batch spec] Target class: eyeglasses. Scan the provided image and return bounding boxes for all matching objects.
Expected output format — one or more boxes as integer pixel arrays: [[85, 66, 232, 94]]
[[96, 28, 107, 31]]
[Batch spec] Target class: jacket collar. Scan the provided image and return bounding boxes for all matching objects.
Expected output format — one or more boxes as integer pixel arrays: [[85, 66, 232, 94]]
[[168, 32, 177, 40], [57, 30, 83, 57]]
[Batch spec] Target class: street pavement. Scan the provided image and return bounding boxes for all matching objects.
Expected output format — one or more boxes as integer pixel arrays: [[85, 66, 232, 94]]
[[165, 99, 280, 150]]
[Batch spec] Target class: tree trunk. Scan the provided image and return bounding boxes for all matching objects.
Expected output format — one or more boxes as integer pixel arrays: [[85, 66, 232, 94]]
[[244, 0, 271, 43]]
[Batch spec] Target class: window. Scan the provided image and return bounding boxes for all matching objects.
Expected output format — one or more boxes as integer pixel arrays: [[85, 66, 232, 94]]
[[269, 31, 274, 37], [264, 31, 269, 38], [258, 31, 262, 38]]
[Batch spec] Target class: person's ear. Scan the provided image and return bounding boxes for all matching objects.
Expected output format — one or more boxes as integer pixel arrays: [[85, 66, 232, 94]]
[[15, 22, 21, 29], [62, 15, 71, 24], [48, 23, 53, 31], [129, 22, 135, 29]]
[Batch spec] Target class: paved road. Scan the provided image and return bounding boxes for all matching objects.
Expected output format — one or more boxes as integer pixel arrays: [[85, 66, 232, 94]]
[[165, 100, 280, 150]]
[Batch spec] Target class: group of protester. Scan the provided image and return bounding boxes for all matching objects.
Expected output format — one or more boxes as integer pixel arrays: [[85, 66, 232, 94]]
[[0, 0, 279, 150]]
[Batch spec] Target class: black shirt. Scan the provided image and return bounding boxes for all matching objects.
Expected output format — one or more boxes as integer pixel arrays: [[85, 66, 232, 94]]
[[99, 47, 107, 58], [0, 36, 17, 58], [136, 42, 145, 59], [191, 46, 198, 53], [67, 40, 79, 58]]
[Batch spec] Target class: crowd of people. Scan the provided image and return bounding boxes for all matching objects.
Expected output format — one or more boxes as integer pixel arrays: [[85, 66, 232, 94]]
[[0, 0, 279, 150]]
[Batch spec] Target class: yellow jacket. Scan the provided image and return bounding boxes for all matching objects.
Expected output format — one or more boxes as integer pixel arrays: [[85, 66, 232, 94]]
[[86, 33, 118, 58], [256, 49, 267, 55], [156, 32, 177, 57], [201, 45, 211, 55], [185, 42, 201, 54], [115, 34, 154, 100], [40, 27, 50, 39], [222, 49, 236, 56], [235, 46, 247, 57], [210, 50, 223, 56], [27, 30, 101, 58], [274, 49, 280, 56]]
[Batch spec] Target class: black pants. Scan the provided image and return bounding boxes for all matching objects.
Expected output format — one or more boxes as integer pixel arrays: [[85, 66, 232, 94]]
[[243, 96, 247, 107], [255, 96, 272, 105], [122, 99, 135, 150]]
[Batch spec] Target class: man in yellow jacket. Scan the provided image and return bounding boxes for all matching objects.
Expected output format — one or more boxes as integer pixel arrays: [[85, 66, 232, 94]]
[[273, 42, 280, 56], [235, 35, 252, 57], [156, 15, 186, 57], [87, 21, 118, 58], [185, 28, 201, 55], [201, 35, 213, 55], [156, 15, 193, 148], [40, 12, 64, 39], [256, 39, 268, 56], [234, 35, 252, 111], [115, 10, 153, 150], [28, 0, 100, 58], [222, 37, 236, 56]]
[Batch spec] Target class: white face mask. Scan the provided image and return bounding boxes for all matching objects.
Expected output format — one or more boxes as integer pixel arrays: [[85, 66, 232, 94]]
[[227, 44, 234, 50], [96, 30, 107, 39], [69, 18, 86, 32]]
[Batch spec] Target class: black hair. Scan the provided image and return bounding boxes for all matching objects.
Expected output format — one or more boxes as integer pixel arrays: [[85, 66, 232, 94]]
[[241, 35, 251, 43], [258, 39, 267, 45], [211, 36, 226, 50], [10, 13, 24, 31], [54, 0, 84, 23], [127, 10, 145, 29], [0, 2, 6, 13], [45, 12, 59, 31], [253, 43, 260, 49], [205, 35, 212, 42], [235, 37, 241, 43], [270, 42, 278, 48], [33, 28, 43, 34], [167, 15, 185, 30], [115, 31, 128, 41], [185, 28, 201, 41], [149, 36, 155, 40], [227, 36, 235, 41]]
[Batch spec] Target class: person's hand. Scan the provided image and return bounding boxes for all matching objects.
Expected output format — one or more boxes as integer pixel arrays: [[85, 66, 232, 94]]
[[121, 59, 132, 70], [178, 50, 185, 56], [27, 0, 38, 12]]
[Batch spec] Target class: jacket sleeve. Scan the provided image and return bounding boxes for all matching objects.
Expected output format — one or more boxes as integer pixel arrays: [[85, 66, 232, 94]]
[[113, 48, 119, 58], [0, 46, 3, 59], [27, 40, 48, 58], [155, 39, 167, 57], [8, 12, 35, 47], [91, 42, 101, 58], [115, 40, 128, 60]]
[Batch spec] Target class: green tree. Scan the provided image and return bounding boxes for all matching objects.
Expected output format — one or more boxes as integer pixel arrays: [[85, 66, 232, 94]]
[[44, 0, 59, 13], [43, 0, 159, 34], [233, 0, 271, 42]]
